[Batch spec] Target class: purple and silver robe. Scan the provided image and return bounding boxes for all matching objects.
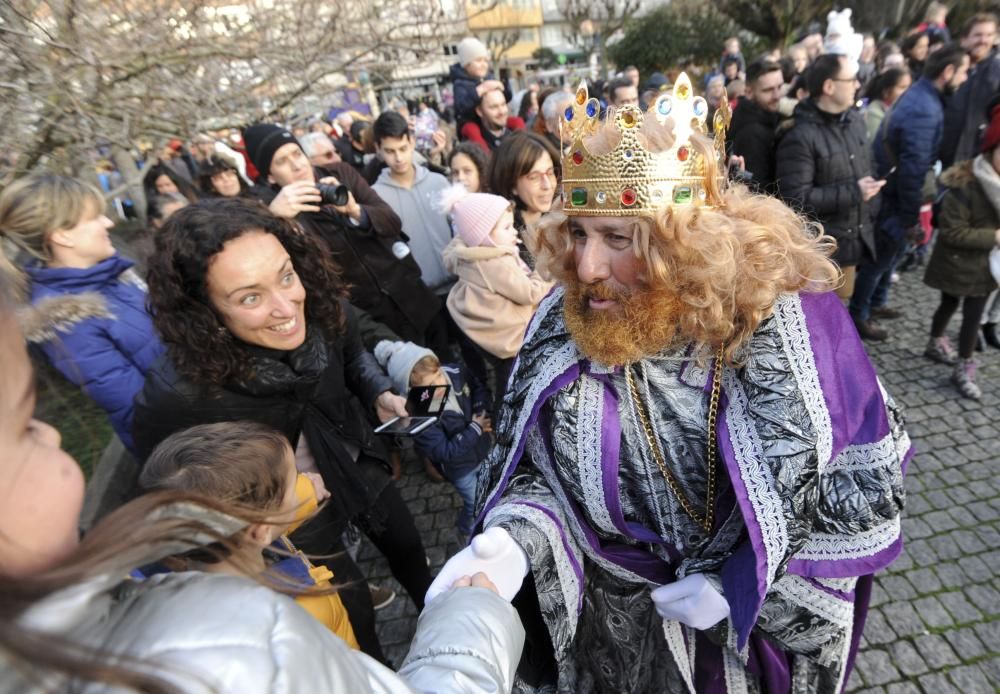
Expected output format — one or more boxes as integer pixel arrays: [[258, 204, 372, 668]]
[[475, 288, 911, 693]]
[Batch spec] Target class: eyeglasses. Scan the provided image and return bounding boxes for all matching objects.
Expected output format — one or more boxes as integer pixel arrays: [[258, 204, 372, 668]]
[[523, 168, 556, 185]]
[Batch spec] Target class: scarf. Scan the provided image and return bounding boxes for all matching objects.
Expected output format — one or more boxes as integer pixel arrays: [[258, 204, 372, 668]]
[[237, 328, 373, 523], [973, 154, 1000, 219]]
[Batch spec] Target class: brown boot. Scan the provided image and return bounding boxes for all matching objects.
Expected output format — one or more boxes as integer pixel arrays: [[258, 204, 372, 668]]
[[423, 457, 445, 483], [853, 316, 888, 341]]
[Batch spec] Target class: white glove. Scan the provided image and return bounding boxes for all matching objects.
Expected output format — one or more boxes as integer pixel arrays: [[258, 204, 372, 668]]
[[425, 526, 529, 604], [650, 574, 730, 630]]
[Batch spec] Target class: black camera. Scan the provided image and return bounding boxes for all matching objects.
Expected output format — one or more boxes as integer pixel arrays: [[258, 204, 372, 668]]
[[317, 183, 349, 207]]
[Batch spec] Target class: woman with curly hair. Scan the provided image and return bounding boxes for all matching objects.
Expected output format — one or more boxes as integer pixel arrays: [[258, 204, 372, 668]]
[[197, 153, 250, 198], [448, 141, 490, 193], [131, 197, 432, 661]]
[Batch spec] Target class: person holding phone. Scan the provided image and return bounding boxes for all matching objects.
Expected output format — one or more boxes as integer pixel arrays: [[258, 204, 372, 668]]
[[132, 198, 432, 662], [374, 339, 493, 545]]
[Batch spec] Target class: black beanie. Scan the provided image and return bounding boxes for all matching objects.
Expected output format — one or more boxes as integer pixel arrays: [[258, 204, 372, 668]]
[[242, 123, 298, 179]]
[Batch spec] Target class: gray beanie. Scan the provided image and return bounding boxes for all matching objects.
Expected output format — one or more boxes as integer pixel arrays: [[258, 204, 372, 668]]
[[373, 340, 437, 395], [457, 37, 490, 67]]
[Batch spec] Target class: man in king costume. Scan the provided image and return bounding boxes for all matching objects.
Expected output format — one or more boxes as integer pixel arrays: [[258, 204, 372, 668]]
[[427, 75, 911, 693]]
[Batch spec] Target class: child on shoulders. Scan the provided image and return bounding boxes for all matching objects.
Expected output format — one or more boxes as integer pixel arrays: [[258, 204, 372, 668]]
[[449, 37, 511, 133]]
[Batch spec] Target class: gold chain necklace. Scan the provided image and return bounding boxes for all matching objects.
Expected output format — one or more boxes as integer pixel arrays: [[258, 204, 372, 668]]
[[623, 345, 724, 535]]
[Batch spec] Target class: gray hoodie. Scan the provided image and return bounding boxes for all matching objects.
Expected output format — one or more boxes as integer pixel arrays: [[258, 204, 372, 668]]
[[373, 165, 454, 293]]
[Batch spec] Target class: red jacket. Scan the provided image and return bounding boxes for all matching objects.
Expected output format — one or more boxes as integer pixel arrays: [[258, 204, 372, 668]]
[[459, 117, 526, 154]]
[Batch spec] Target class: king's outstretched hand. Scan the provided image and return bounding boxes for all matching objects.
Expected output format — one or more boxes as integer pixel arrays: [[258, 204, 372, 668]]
[[650, 573, 730, 630], [425, 526, 530, 604]]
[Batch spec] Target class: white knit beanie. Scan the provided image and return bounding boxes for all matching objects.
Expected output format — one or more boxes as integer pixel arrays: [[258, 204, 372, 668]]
[[373, 340, 437, 395], [458, 37, 490, 68], [824, 9, 863, 67], [439, 183, 511, 248]]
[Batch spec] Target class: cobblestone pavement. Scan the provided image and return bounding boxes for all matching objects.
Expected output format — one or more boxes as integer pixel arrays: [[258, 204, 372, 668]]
[[360, 269, 1000, 691]]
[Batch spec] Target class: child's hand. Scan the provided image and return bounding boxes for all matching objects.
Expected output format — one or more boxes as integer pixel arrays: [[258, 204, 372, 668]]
[[303, 472, 331, 504], [451, 572, 499, 594], [473, 413, 493, 433]]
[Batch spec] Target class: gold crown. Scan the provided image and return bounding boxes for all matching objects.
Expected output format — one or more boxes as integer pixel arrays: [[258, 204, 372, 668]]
[[559, 72, 731, 217]]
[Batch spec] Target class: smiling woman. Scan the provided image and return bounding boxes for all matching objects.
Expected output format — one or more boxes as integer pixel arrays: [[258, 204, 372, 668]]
[[0, 174, 164, 453], [134, 197, 433, 660]]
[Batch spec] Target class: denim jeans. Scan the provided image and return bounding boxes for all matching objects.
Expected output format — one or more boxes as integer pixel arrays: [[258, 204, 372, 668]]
[[449, 468, 479, 537], [850, 231, 907, 321]]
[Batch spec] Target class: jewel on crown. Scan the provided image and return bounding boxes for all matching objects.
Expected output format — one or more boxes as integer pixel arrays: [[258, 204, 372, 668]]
[[560, 72, 730, 216]]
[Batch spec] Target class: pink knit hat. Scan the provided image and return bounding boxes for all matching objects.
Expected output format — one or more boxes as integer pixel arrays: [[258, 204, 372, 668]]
[[439, 184, 512, 248]]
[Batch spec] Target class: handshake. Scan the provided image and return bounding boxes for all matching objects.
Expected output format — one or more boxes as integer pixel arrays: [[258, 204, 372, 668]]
[[427, 527, 729, 631]]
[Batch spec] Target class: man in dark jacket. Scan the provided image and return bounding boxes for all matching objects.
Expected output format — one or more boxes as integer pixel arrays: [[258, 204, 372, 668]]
[[727, 58, 785, 194], [335, 120, 370, 173], [849, 44, 970, 340], [939, 13, 999, 167], [242, 123, 440, 347], [777, 54, 884, 302]]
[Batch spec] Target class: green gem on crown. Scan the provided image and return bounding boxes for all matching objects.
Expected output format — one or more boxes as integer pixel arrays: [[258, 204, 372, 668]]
[[673, 186, 692, 204], [571, 188, 588, 206]]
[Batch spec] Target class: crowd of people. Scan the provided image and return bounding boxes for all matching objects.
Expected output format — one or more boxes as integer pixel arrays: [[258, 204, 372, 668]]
[[0, 6, 994, 692]]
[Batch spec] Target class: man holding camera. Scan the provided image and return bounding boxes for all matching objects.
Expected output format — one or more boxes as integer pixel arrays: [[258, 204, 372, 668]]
[[243, 123, 440, 347]]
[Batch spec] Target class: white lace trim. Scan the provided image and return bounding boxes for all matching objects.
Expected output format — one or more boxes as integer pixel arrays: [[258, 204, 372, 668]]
[[815, 576, 858, 593], [482, 337, 578, 514], [835, 616, 855, 692], [485, 498, 582, 637], [793, 515, 901, 561], [722, 371, 788, 587], [876, 378, 912, 462], [772, 293, 834, 474], [773, 575, 854, 628], [576, 375, 617, 535], [524, 429, 643, 585], [723, 639, 751, 694], [827, 432, 899, 472], [662, 619, 696, 694]]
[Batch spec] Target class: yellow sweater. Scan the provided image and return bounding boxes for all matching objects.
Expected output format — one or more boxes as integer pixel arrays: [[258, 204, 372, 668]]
[[278, 475, 359, 650]]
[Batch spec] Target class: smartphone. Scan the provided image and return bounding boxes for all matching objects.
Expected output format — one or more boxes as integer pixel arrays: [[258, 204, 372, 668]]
[[374, 384, 451, 436]]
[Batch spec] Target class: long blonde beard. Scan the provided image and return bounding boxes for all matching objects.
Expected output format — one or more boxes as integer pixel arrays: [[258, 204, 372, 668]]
[[563, 276, 683, 366]]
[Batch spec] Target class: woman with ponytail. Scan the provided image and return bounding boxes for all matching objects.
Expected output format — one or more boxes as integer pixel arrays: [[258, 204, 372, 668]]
[[0, 175, 163, 452]]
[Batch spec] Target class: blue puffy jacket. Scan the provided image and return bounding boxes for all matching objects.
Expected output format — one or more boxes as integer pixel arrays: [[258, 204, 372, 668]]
[[20, 254, 164, 452], [413, 363, 492, 480], [872, 77, 945, 235]]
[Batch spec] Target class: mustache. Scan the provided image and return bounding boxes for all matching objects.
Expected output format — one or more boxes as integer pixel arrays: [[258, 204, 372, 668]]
[[581, 282, 630, 302]]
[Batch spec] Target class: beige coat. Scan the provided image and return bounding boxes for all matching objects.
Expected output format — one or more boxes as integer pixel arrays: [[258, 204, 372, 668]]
[[443, 238, 554, 359]]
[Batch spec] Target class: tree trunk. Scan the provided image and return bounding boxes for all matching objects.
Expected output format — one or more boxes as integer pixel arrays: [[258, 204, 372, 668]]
[[112, 146, 146, 224]]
